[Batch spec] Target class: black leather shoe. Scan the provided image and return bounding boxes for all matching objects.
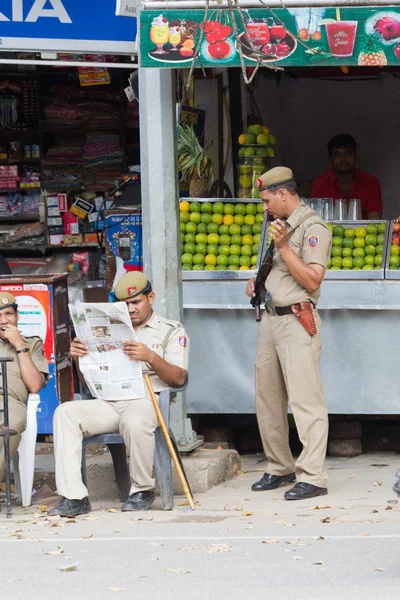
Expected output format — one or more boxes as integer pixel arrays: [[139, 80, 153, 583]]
[[284, 482, 327, 501], [122, 491, 155, 512], [251, 472, 296, 492], [48, 497, 91, 517]]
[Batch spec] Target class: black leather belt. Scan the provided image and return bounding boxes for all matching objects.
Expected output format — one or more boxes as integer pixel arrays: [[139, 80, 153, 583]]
[[266, 305, 293, 316], [266, 302, 316, 316]]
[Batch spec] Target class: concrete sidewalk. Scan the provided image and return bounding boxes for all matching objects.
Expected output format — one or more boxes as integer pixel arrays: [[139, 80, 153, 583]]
[[1, 452, 400, 600]]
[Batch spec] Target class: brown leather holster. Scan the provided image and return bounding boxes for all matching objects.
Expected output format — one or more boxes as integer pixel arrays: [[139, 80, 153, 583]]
[[291, 302, 317, 336]]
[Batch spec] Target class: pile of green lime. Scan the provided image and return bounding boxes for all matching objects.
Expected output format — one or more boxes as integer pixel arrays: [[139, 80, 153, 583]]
[[180, 200, 264, 271], [327, 223, 386, 271]]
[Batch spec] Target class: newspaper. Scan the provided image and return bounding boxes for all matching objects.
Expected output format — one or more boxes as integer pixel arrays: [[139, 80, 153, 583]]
[[69, 301, 145, 401]]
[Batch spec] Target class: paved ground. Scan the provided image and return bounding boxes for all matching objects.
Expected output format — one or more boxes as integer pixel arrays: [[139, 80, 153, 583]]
[[1, 452, 400, 599]]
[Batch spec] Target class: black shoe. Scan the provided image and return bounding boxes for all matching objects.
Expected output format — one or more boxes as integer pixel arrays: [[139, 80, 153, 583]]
[[393, 478, 400, 495], [121, 491, 155, 512], [251, 472, 296, 492], [284, 482, 328, 501], [48, 497, 91, 517]]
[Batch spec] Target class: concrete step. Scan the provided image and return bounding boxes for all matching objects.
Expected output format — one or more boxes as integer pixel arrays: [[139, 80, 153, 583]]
[[33, 448, 241, 502]]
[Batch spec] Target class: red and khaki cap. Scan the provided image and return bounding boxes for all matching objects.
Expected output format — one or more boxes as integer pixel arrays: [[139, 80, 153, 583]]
[[256, 166, 295, 192], [115, 272, 152, 301], [0, 292, 17, 310]]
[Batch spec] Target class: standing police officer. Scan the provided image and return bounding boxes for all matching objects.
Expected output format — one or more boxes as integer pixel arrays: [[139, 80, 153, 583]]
[[246, 167, 332, 501]]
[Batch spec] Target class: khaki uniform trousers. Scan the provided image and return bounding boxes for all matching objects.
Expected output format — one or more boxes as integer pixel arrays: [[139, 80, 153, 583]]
[[255, 310, 328, 488], [53, 398, 158, 500], [0, 398, 27, 483]]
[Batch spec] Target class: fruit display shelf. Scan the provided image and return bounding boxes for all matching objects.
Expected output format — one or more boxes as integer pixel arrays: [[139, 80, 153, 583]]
[[384, 220, 400, 279], [324, 220, 389, 280], [180, 197, 264, 275]]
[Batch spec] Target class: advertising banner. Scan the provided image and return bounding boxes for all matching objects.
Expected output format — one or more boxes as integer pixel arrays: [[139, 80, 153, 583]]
[[141, 7, 400, 68], [0, 0, 137, 53]]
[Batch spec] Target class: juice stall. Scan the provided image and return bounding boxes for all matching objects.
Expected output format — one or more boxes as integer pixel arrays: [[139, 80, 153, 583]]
[[140, 4, 400, 417]]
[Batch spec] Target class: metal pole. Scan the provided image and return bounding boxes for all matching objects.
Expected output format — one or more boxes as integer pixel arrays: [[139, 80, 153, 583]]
[[0, 358, 15, 518], [139, 68, 201, 451]]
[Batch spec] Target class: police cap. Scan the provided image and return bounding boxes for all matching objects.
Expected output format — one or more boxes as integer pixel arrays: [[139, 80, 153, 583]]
[[115, 272, 152, 301], [0, 292, 18, 311], [256, 167, 295, 192]]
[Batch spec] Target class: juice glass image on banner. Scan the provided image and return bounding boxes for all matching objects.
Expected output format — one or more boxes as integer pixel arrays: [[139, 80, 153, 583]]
[[169, 26, 181, 50], [325, 21, 358, 57], [150, 15, 170, 54], [246, 20, 271, 47]]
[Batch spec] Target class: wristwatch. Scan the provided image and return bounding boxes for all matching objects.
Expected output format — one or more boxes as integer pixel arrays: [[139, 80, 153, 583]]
[[16, 347, 29, 354]]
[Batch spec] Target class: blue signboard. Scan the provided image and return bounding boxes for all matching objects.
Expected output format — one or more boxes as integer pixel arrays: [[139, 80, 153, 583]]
[[0, 0, 137, 53]]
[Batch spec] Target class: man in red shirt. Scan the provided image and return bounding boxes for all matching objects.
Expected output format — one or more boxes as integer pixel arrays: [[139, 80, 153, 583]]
[[310, 134, 382, 220]]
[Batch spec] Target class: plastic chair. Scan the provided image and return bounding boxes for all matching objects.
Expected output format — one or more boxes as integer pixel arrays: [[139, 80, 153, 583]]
[[80, 378, 188, 510], [12, 393, 41, 507]]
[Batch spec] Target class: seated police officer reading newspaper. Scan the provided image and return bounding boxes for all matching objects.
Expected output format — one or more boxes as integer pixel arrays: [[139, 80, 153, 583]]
[[50, 272, 189, 517]]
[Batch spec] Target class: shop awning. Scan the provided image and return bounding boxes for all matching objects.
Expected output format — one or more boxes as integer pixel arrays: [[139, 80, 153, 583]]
[[140, 5, 400, 68]]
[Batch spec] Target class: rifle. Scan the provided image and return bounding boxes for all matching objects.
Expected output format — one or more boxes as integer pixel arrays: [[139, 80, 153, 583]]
[[250, 213, 275, 322]]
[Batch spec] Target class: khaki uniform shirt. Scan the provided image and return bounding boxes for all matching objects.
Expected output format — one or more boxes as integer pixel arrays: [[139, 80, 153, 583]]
[[135, 312, 189, 393], [267, 201, 332, 307], [0, 335, 49, 405]]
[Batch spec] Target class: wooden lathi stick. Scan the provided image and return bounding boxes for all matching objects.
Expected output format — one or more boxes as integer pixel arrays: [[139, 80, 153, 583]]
[[144, 374, 195, 510]]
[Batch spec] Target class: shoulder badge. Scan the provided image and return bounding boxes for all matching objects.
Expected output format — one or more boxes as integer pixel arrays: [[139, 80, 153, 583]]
[[308, 235, 319, 248]]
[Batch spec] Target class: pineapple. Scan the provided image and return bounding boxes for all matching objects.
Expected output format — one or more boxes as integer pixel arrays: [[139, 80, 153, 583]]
[[358, 34, 387, 66], [177, 124, 213, 198]]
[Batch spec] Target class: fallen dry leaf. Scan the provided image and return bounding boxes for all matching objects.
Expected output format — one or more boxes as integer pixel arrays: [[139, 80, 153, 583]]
[[374, 481, 383, 487], [385, 505, 393, 511], [149, 542, 165, 547], [107, 587, 127, 592], [82, 533, 93, 539], [150, 558, 159, 562], [321, 517, 331, 523], [313, 561, 324, 566], [276, 520, 295, 527], [350, 474, 356, 479], [241, 511, 253, 516], [264, 511, 278, 516], [39, 505, 48, 513], [361, 533, 371, 537], [177, 501, 188, 507], [234, 508, 242, 512], [130, 516, 154, 522], [178, 546, 197, 551], [207, 544, 232, 554], [310, 505, 331, 510], [165, 569, 191, 574], [45, 549, 64, 556], [65, 519, 76, 524], [108, 508, 117, 513], [59, 563, 78, 572], [82, 516, 98, 521], [293, 556, 303, 561], [375, 568, 385, 572], [371, 509, 379, 514], [286, 540, 306, 547], [262, 539, 279, 544]]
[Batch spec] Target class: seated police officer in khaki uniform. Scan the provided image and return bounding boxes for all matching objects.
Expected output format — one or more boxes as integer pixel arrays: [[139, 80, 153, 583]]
[[0, 293, 48, 486], [246, 167, 332, 501], [50, 272, 189, 518]]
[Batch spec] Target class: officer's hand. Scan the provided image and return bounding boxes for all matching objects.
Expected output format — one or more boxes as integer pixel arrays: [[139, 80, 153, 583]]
[[272, 219, 288, 250], [123, 341, 154, 363], [246, 277, 256, 298], [70, 337, 88, 359], [1, 324, 24, 350]]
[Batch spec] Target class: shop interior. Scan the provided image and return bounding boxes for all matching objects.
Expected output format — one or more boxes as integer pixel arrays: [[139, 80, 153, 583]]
[[249, 67, 400, 218]]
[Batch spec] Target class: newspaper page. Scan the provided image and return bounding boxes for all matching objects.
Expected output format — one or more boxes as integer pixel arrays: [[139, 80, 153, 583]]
[[69, 301, 145, 401]]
